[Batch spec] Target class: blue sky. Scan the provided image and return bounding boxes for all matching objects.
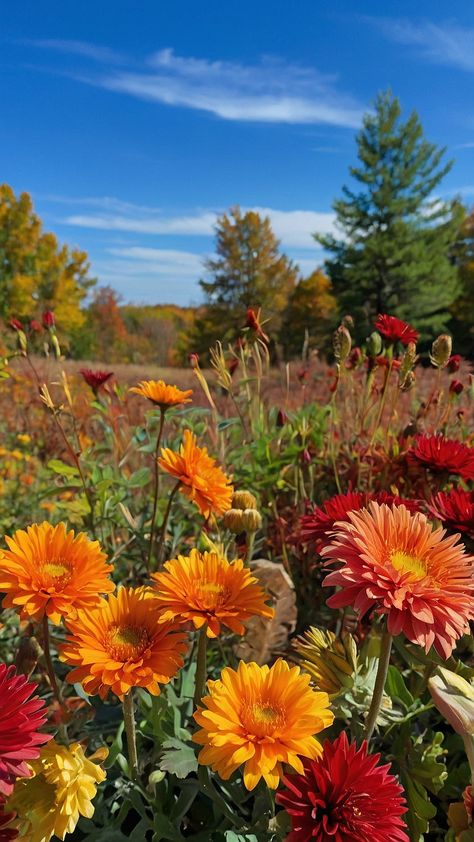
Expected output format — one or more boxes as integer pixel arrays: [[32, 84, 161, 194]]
[[3, 1, 474, 305]]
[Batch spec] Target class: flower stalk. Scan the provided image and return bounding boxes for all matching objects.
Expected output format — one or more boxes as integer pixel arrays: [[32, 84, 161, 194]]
[[123, 689, 139, 781], [194, 626, 208, 707], [147, 408, 166, 574], [364, 631, 393, 742]]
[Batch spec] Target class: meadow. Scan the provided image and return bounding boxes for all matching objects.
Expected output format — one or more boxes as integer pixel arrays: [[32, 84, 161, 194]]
[[0, 312, 474, 842]]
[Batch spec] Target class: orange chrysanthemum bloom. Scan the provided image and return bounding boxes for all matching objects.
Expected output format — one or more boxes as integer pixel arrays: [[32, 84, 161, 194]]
[[193, 659, 334, 790], [130, 380, 193, 408], [151, 549, 274, 638], [159, 430, 233, 517], [0, 522, 113, 625], [323, 502, 474, 658], [60, 587, 187, 700]]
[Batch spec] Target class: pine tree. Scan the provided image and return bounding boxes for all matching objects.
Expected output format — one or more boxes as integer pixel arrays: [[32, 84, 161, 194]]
[[317, 92, 463, 340], [190, 206, 297, 355]]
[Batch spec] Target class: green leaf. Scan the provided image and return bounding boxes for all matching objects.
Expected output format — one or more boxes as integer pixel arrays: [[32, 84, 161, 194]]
[[126, 467, 152, 488], [386, 666, 415, 709], [159, 739, 198, 779], [47, 459, 80, 477]]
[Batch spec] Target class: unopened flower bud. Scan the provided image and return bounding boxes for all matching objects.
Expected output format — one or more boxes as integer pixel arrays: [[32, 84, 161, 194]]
[[400, 370, 416, 391], [222, 508, 246, 533], [449, 379, 464, 396], [342, 314, 354, 329], [430, 334, 452, 369], [447, 354, 461, 374], [428, 667, 474, 737], [276, 408, 289, 428], [333, 325, 352, 364], [232, 490, 257, 510], [188, 352, 200, 369], [240, 508, 262, 532], [367, 331, 382, 357], [9, 318, 23, 331], [301, 447, 312, 465], [42, 310, 55, 329]]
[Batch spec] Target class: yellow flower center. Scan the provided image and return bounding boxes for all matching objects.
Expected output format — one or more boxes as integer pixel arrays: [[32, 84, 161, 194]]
[[242, 699, 285, 737], [390, 549, 426, 580], [196, 582, 229, 611], [106, 625, 150, 661], [41, 559, 72, 590]]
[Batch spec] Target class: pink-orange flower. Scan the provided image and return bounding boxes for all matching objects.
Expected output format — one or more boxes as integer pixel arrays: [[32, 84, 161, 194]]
[[323, 502, 474, 658]]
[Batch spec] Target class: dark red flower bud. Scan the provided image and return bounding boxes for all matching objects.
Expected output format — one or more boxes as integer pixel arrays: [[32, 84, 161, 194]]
[[228, 358, 239, 375], [29, 319, 42, 333], [188, 352, 200, 369], [297, 367, 308, 382], [447, 354, 462, 374], [301, 448, 312, 465], [346, 347, 362, 369], [80, 369, 113, 394], [244, 308, 269, 343], [9, 318, 23, 331], [42, 310, 55, 328], [449, 379, 464, 396], [276, 408, 289, 428]]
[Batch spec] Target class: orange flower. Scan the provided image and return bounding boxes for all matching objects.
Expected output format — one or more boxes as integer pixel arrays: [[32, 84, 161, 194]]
[[60, 587, 187, 700], [0, 522, 113, 625], [323, 502, 474, 658], [151, 549, 274, 638], [130, 380, 192, 409], [193, 659, 334, 790], [159, 430, 233, 517]]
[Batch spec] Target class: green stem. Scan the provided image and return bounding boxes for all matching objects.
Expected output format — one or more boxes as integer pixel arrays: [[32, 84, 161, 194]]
[[370, 360, 393, 445], [246, 530, 256, 564], [364, 632, 393, 742], [41, 615, 64, 710], [154, 481, 181, 570], [123, 690, 139, 781], [146, 409, 166, 574], [194, 626, 208, 707]]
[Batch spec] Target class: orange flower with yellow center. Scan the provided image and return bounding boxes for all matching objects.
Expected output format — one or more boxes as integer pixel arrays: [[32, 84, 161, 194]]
[[60, 587, 187, 700], [130, 380, 193, 409], [0, 522, 113, 625], [151, 549, 274, 637], [159, 430, 233, 517], [193, 659, 334, 790], [323, 502, 474, 658]]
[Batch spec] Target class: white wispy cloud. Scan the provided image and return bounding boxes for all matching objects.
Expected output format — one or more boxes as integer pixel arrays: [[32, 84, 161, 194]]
[[98, 48, 363, 127], [24, 40, 363, 127], [23, 38, 127, 64], [63, 202, 335, 249], [368, 18, 474, 72]]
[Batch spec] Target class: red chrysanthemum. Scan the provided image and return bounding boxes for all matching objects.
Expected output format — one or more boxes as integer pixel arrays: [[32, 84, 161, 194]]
[[276, 731, 408, 842], [299, 491, 418, 552], [80, 369, 114, 393], [374, 314, 419, 346], [0, 665, 51, 796], [323, 502, 474, 658], [408, 434, 474, 481], [428, 489, 474, 540]]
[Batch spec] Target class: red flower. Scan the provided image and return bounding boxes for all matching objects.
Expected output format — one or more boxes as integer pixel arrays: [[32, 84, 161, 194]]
[[300, 491, 418, 552], [0, 664, 50, 796], [375, 314, 419, 346], [447, 354, 462, 374], [428, 489, 474, 540], [408, 434, 474, 481], [228, 358, 239, 376], [8, 320, 23, 332], [374, 355, 401, 370], [28, 319, 42, 333], [276, 408, 289, 428], [80, 368, 114, 393], [276, 731, 408, 842], [42, 310, 55, 328]]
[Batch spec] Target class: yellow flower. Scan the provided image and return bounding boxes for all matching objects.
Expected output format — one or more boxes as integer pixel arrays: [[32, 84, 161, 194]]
[[7, 740, 107, 842], [292, 626, 357, 697], [130, 380, 193, 409], [17, 434, 31, 445], [193, 659, 334, 790], [159, 430, 233, 517], [152, 549, 273, 638]]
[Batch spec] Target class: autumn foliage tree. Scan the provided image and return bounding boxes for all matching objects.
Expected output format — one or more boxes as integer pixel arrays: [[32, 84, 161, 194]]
[[279, 269, 337, 358], [189, 206, 297, 355], [83, 286, 129, 362], [0, 184, 95, 338]]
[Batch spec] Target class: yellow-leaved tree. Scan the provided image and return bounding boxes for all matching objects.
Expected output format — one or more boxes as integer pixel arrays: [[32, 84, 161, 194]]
[[0, 184, 95, 339]]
